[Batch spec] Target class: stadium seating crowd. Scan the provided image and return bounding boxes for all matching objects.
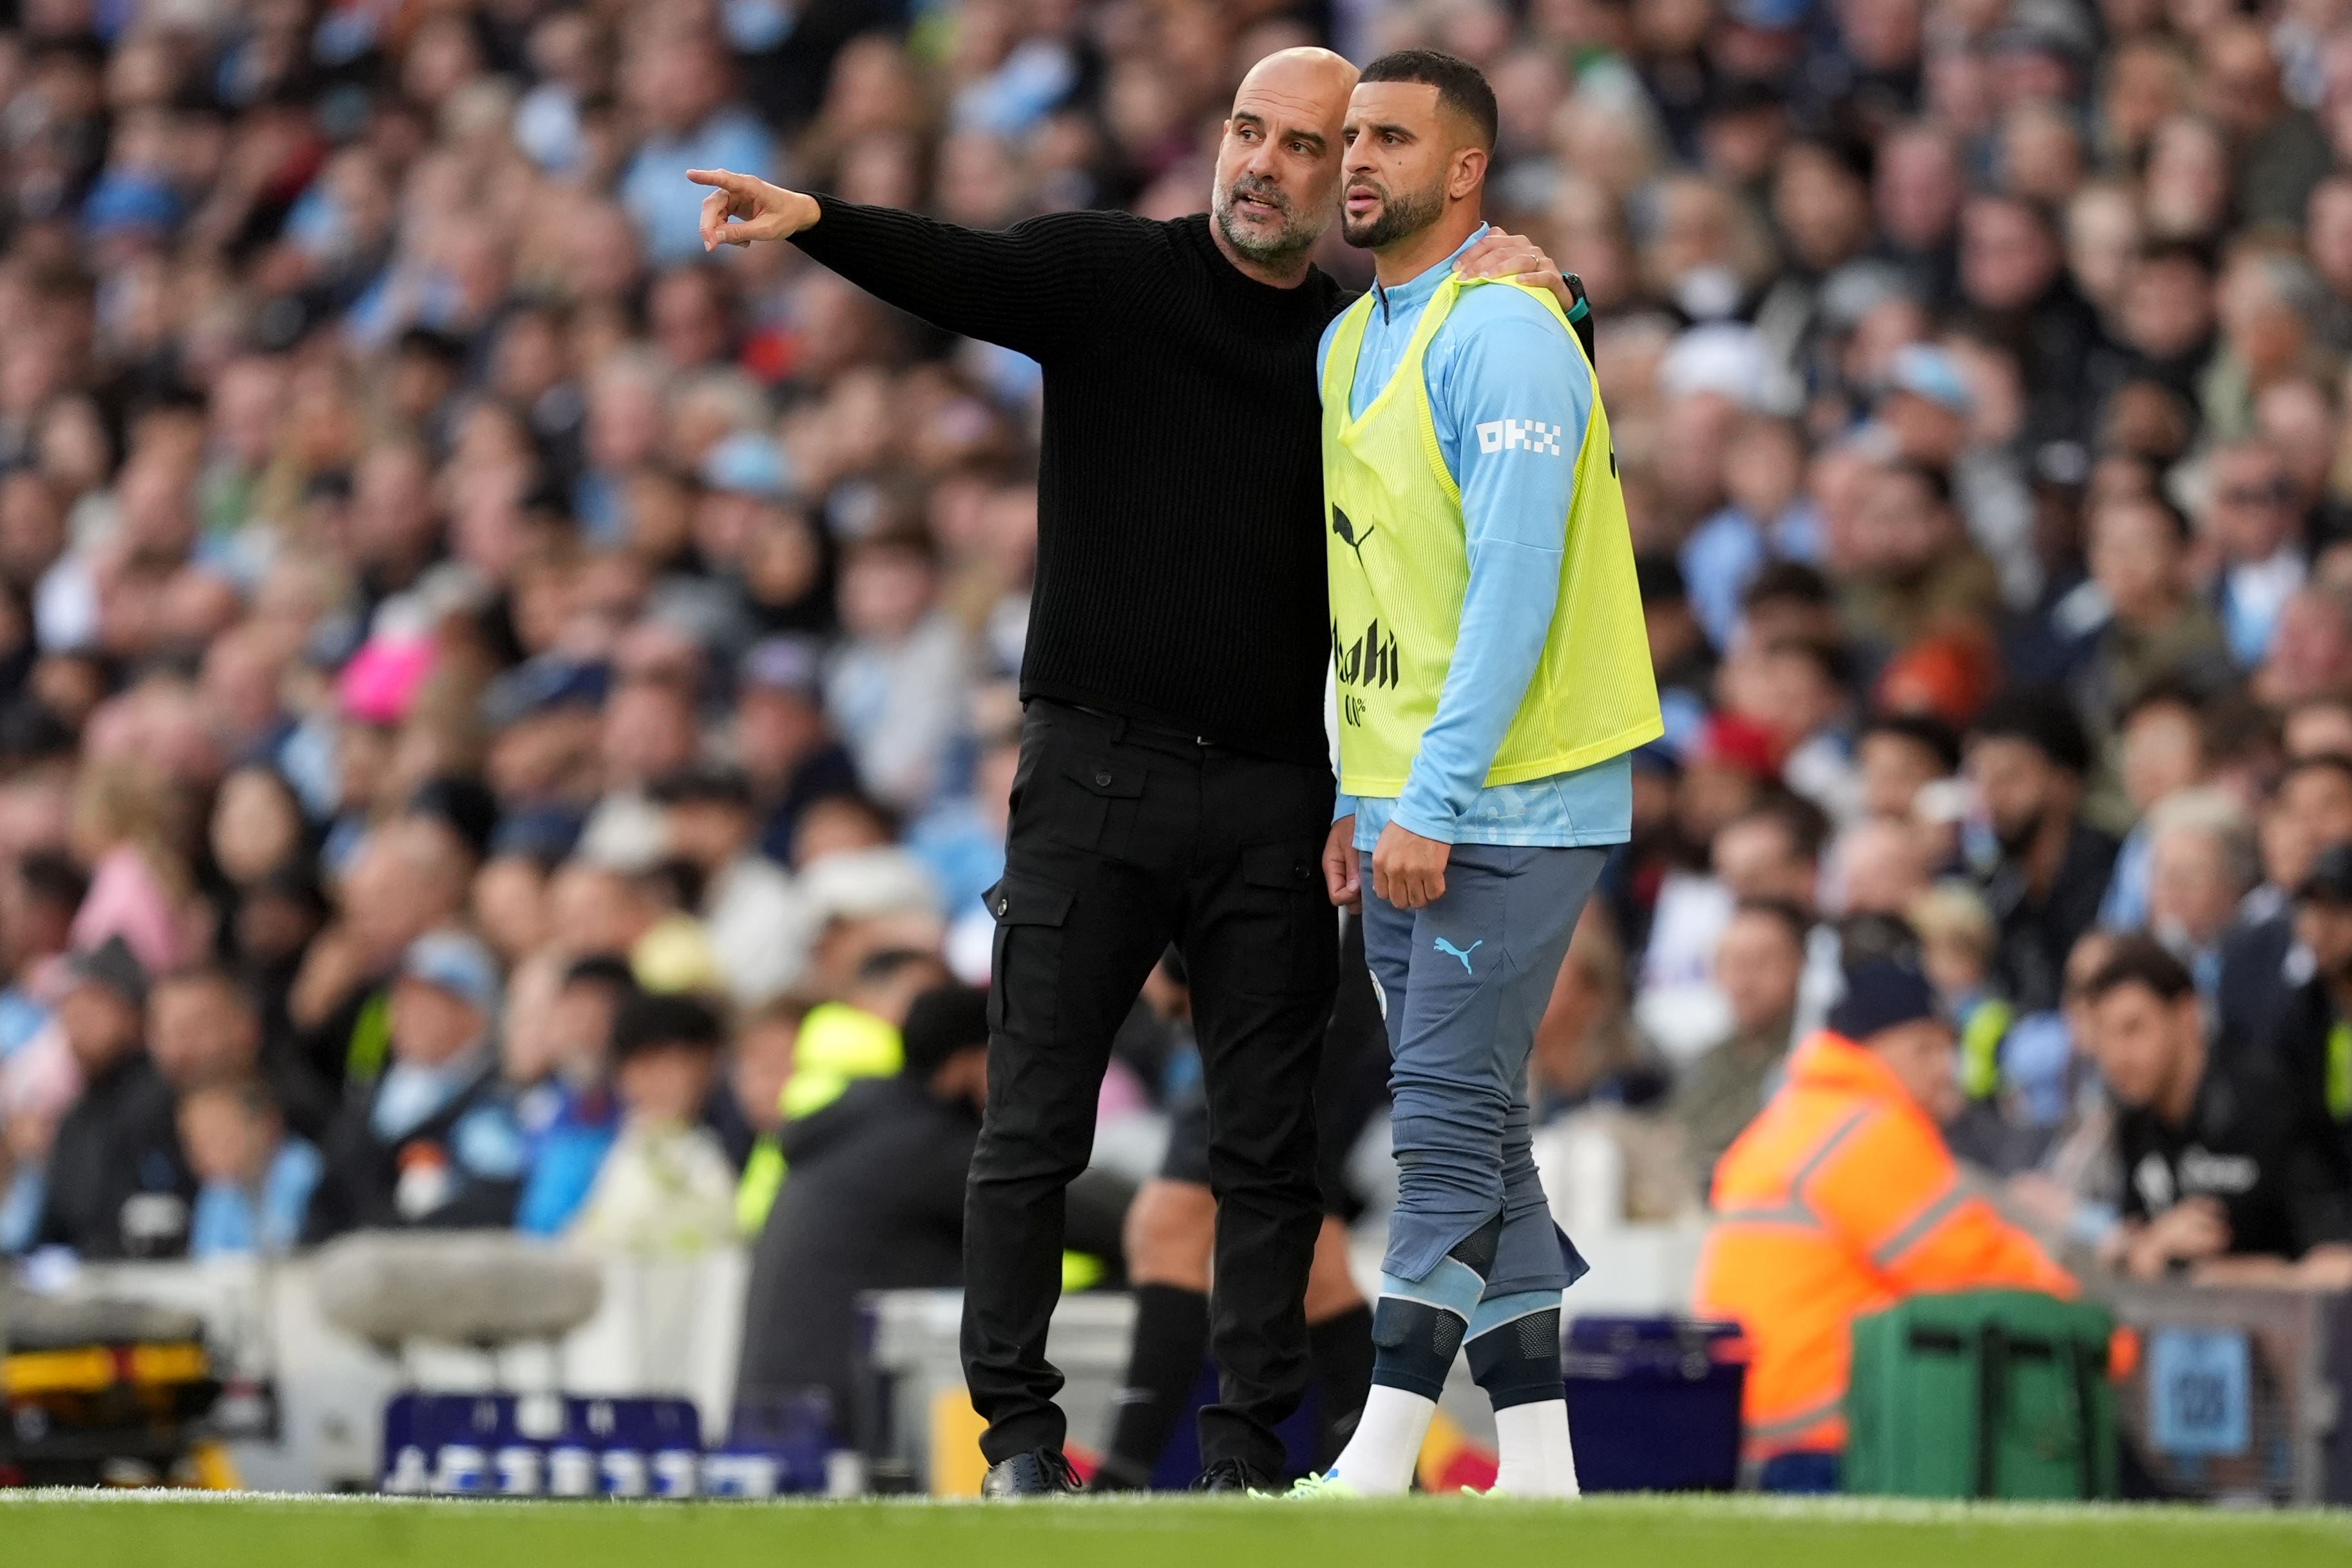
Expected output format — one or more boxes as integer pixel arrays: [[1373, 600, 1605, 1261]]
[[3, 0, 2352, 1398]]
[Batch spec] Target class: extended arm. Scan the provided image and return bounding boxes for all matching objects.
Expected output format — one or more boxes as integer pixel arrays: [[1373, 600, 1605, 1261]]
[[689, 171, 1123, 359]]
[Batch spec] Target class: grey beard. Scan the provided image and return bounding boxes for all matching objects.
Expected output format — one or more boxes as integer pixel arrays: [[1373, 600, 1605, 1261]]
[[1342, 180, 1444, 250], [1212, 187, 1317, 265]]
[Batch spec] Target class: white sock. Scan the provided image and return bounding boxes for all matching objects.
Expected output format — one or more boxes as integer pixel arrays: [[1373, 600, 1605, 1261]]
[[1491, 1400, 1580, 1498], [1328, 1384, 1439, 1495]]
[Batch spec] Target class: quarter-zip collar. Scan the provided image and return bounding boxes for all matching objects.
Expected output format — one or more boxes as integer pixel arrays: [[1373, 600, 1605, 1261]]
[[1372, 223, 1489, 324]]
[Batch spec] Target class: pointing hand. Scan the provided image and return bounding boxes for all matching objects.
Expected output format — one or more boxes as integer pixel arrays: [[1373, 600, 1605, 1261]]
[[689, 168, 821, 251]]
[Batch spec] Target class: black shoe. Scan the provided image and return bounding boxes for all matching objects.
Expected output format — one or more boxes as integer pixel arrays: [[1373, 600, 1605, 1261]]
[[1190, 1457, 1278, 1494], [982, 1448, 1081, 1498]]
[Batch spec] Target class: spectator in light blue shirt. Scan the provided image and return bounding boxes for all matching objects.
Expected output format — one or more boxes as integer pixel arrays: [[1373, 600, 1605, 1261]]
[[1679, 413, 1822, 651], [620, 28, 778, 266], [179, 1080, 323, 1258]]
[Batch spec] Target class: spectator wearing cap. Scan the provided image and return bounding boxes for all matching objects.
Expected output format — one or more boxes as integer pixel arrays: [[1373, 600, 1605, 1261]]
[[734, 984, 1002, 1435], [735, 637, 862, 865], [1694, 953, 2075, 1487], [794, 846, 944, 999], [568, 991, 738, 1253], [304, 930, 524, 1238], [2087, 936, 2352, 1288], [32, 936, 193, 1259], [651, 763, 809, 1006], [1967, 688, 2121, 1013], [1879, 341, 2040, 612], [698, 434, 836, 642]]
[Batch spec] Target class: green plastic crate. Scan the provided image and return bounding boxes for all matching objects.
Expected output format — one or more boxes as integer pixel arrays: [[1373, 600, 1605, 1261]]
[[1844, 1288, 2117, 1499]]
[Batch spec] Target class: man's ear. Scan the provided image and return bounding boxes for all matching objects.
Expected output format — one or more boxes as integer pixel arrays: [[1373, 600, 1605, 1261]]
[[1448, 144, 1489, 202]]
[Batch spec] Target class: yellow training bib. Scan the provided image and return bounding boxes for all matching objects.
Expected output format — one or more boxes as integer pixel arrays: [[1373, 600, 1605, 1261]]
[[1321, 272, 1661, 797]]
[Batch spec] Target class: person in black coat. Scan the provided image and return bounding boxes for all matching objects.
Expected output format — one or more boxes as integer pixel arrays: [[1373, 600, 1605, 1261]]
[[304, 932, 525, 1239], [732, 984, 1130, 1442], [35, 937, 192, 1259]]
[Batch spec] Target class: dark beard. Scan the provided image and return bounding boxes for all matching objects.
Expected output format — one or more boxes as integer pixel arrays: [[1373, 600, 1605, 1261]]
[[1341, 179, 1444, 250], [1991, 807, 2047, 860]]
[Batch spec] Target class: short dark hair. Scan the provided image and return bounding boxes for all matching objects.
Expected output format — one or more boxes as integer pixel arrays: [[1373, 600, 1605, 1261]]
[[1970, 685, 2092, 776], [1728, 790, 1832, 866], [16, 850, 88, 912], [609, 991, 725, 1060], [2275, 749, 2352, 799], [2116, 676, 2206, 732], [2083, 935, 2197, 1006], [562, 953, 638, 992], [1741, 560, 1833, 611], [1762, 636, 1853, 690], [1859, 711, 1962, 776], [1359, 49, 1499, 150]]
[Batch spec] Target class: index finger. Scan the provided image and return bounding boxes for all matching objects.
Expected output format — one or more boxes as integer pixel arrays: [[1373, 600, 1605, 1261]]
[[686, 167, 756, 195]]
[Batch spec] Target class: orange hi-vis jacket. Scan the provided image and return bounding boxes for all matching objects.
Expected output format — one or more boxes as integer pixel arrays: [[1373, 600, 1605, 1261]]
[[1691, 1030, 2075, 1457]]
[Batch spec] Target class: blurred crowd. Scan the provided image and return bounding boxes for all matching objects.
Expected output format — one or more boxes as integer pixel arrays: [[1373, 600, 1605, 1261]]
[[3, 0, 2352, 1339]]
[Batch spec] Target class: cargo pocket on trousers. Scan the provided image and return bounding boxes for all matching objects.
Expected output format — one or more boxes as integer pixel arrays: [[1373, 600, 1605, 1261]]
[[1235, 841, 1334, 995], [1055, 757, 1146, 859], [984, 872, 1076, 1038]]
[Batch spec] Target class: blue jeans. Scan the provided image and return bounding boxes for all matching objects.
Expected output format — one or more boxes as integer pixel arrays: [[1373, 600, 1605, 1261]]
[[1359, 843, 1607, 1294]]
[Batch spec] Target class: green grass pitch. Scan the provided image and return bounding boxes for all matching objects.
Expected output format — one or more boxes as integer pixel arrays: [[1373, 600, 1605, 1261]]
[[5, 1492, 2350, 1568]]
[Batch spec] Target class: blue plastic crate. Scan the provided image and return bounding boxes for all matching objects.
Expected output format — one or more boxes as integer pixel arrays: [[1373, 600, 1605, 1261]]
[[1563, 1315, 1748, 1492]]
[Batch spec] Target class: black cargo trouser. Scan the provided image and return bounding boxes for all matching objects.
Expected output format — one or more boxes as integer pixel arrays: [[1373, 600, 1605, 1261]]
[[964, 698, 1339, 1474]]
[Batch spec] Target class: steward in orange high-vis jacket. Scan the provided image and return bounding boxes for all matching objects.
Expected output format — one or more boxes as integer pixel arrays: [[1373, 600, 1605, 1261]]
[[1692, 957, 2074, 1471]]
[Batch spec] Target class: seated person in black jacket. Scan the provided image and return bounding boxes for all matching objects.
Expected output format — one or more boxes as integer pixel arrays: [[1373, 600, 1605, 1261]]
[[2280, 841, 2352, 1170], [2087, 935, 2352, 1288], [305, 930, 525, 1238], [734, 984, 992, 1434], [734, 982, 1132, 1440], [35, 937, 192, 1259]]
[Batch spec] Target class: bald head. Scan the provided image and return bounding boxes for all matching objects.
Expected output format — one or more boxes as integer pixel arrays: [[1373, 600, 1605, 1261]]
[[1236, 46, 1358, 124], [1210, 48, 1358, 282]]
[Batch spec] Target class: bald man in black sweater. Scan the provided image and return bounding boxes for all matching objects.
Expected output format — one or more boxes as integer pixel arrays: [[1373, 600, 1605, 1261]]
[[693, 47, 1574, 1495]]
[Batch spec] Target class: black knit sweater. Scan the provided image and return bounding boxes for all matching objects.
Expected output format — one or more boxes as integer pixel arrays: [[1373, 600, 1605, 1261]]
[[795, 200, 1346, 765]]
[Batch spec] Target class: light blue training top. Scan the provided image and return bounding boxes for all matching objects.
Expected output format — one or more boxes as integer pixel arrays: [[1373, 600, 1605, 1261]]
[[1319, 224, 1632, 852]]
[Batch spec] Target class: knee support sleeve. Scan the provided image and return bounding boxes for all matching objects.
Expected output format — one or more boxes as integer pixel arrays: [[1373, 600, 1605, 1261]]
[[1466, 1294, 1563, 1411], [1368, 1295, 1466, 1402]]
